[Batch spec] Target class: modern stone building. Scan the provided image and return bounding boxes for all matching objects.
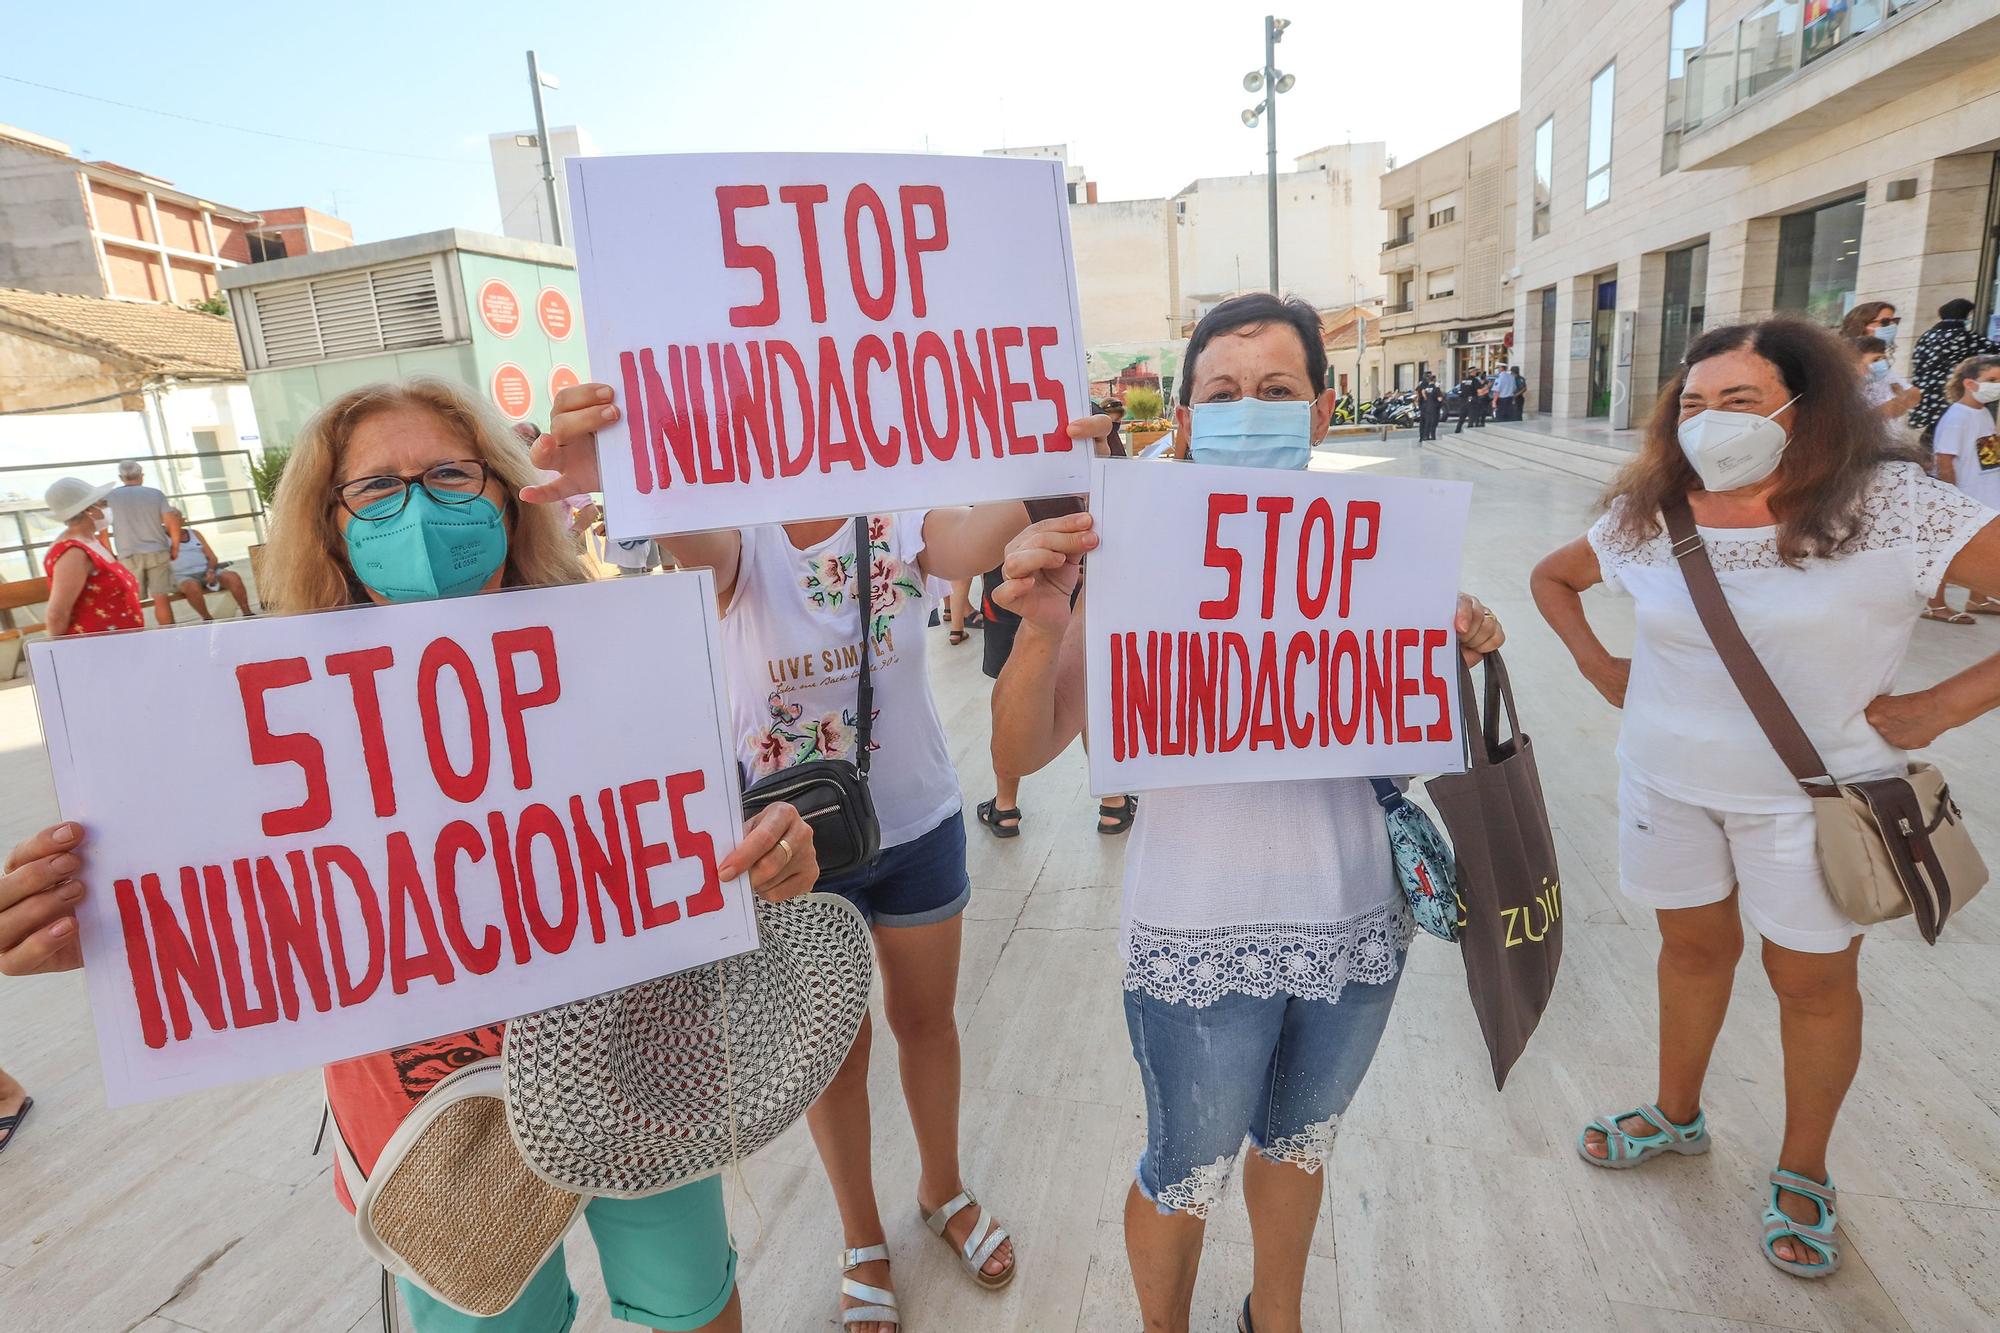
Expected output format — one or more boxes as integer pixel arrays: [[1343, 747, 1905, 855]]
[[1377, 114, 1520, 392], [1515, 0, 2000, 429]]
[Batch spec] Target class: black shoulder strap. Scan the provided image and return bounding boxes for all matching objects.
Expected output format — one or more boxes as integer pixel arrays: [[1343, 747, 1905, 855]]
[[853, 516, 875, 776]]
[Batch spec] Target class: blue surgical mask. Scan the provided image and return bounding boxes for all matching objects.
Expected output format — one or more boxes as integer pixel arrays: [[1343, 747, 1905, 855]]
[[1868, 359, 1892, 381], [1187, 398, 1314, 470], [1876, 322, 1898, 346], [344, 490, 508, 602]]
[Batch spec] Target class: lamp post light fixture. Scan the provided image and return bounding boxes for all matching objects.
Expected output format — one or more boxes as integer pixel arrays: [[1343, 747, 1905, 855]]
[[1242, 16, 1293, 294]]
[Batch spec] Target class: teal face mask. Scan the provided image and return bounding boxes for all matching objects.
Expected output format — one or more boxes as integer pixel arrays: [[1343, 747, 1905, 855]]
[[344, 490, 508, 602], [1187, 398, 1314, 470]]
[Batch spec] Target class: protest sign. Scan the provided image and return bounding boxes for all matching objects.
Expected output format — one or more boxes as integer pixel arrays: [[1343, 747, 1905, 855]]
[[567, 152, 1090, 538], [29, 573, 753, 1106], [1083, 459, 1474, 795]]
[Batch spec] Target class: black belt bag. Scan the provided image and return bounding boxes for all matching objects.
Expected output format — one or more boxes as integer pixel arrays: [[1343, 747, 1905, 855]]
[[741, 516, 882, 878]]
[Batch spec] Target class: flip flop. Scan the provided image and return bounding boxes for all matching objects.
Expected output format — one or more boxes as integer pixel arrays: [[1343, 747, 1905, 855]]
[[1968, 598, 2000, 616], [0, 1095, 33, 1156], [949, 630, 970, 645], [1922, 607, 1977, 625]]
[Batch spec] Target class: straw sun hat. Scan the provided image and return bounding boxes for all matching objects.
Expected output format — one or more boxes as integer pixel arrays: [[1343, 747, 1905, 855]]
[[504, 892, 874, 1198], [45, 477, 117, 523]]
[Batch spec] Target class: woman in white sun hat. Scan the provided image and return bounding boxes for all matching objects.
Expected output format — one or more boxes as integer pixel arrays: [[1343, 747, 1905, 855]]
[[41, 477, 144, 637]]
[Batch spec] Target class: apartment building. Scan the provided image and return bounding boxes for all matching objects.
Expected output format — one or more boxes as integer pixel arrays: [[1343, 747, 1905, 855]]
[[0, 123, 349, 306], [1516, 0, 2000, 429], [1378, 114, 1520, 391]]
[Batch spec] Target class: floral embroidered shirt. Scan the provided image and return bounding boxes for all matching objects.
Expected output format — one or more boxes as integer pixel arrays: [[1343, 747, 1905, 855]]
[[722, 513, 961, 848]]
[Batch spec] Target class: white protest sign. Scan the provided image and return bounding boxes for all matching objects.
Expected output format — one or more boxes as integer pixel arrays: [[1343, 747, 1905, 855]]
[[1084, 458, 1474, 795], [29, 573, 753, 1106], [568, 152, 1090, 537]]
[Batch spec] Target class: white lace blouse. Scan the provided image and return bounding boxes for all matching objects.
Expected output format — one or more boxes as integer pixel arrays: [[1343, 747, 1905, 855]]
[[1586, 461, 1994, 813], [1120, 778, 1412, 1008]]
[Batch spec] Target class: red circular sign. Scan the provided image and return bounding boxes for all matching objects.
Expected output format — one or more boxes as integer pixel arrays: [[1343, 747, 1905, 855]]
[[549, 365, 580, 401], [478, 279, 521, 338], [537, 287, 574, 340], [491, 363, 533, 420]]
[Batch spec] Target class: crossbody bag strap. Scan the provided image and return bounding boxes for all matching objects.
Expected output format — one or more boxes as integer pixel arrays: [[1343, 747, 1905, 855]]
[[852, 516, 875, 777], [1661, 499, 1832, 788]]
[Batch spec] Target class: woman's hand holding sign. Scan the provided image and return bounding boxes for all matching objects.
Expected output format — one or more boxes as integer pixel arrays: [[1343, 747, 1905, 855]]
[[0, 823, 85, 977], [996, 511, 1098, 631], [522, 383, 618, 504], [1455, 593, 1506, 665], [724, 803, 818, 903]]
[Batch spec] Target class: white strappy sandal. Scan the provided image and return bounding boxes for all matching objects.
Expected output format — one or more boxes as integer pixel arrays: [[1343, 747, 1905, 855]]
[[921, 1189, 1015, 1290], [840, 1245, 900, 1327]]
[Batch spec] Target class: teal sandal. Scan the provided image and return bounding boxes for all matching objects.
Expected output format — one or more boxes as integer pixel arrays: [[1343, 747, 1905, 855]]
[[1575, 1104, 1710, 1169], [1762, 1169, 1841, 1278]]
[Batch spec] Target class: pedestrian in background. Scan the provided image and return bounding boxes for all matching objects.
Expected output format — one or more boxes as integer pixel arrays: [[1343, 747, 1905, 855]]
[[1848, 335, 1922, 424], [1098, 397, 1129, 457], [1532, 317, 2000, 1279], [1837, 300, 1900, 345], [1509, 363, 1527, 420], [1911, 298, 2000, 443], [164, 507, 257, 620], [41, 477, 142, 637], [104, 461, 180, 627], [1490, 364, 1519, 421], [1925, 354, 2000, 623], [1416, 372, 1444, 441]]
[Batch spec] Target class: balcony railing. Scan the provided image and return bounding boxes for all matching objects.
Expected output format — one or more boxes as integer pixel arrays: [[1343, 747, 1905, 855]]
[[1381, 234, 1414, 251], [1681, 0, 1923, 137], [1385, 302, 1414, 315]]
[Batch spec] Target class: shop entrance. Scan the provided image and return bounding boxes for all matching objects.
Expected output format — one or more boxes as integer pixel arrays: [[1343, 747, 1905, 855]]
[[1588, 275, 1618, 418]]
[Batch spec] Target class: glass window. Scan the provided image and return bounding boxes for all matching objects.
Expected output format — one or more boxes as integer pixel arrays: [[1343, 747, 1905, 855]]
[[1533, 117, 1553, 237], [1395, 362, 1416, 391], [1427, 192, 1459, 228], [1774, 194, 1865, 325], [1661, 0, 1708, 172], [1426, 268, 1457, 300], [1737, 0, 1800, 100], [1658, 241, 1710, 383], [1586, 63, 1615, 210]]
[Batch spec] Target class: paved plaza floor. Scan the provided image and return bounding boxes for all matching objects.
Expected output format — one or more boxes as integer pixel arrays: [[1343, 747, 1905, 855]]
[[5, 435, 2000, 1331]]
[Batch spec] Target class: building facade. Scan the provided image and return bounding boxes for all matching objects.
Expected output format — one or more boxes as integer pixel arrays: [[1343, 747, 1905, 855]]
[[220, 229, 581, 450], [1516, 0, 2000, 429], [1378, 114, 1520, 391], [491, 125, 597, 246], [250, 207, 352, 259]]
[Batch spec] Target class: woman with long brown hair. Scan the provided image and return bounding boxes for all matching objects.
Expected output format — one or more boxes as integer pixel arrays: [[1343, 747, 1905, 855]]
[[1531, 318, 2000, 1278], [1836, 299, 1899, 344]]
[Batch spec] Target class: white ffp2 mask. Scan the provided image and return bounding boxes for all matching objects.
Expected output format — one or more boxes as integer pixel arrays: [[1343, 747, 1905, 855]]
[[1676, 396, 1798, 492]]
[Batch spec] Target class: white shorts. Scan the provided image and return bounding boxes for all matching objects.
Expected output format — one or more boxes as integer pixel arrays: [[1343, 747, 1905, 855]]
[[1618, 775, 1865, 954]]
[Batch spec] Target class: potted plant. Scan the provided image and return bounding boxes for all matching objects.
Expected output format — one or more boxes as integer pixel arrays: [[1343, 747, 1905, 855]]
[[1119, 387, 1170, 446], [246, 445, 291, 595]]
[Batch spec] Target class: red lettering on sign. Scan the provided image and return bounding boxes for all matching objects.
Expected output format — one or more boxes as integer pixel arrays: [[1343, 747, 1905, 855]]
[[313, 846, 385, 1005], [717, 185, 779, 327], [386, 831, 454, 995], [238, 658, 332, 837], [1027, 326, 1071, 453], [115, 878, 168, 1049], [843, 185, 897, 321], [1423, 629, 1454, 742], [1340, 500, 1380, 618], [492, 627, 560, 791], [853, 334, 901, 466], [256, 851, 332, 1020], [816, 335, 864, 473], [326, 646, 398, 818], [620, 779, 681, 929], [898, 185, 948, 318], [1297, 498, 1335, 618], [778, 184, 831, 323], [433, 821, 500, 976], [515, 803, 581, 956], [571, 790, 635, 944], [1199, 494, 1249, 619], [418, 639, 491, 804], [1254, 496, 1295, 619]]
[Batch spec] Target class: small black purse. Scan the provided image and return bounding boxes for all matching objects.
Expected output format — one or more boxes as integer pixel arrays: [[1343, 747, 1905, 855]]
[[740, 516, 882, 879]]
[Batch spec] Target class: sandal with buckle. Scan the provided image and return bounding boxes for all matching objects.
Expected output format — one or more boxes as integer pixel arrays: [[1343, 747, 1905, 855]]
[[840, 1245, 900, 1327], [1576, 1104, 1709, 1168], [977, 798, 1022, 839], [921, 1189, 1015, 1290], [1096, 795, 1137, 837], [1762, 1169, 1841, 1278]]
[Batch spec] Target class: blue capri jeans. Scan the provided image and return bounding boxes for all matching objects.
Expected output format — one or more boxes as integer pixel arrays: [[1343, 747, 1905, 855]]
[[1123, 963, 1404, 1218]]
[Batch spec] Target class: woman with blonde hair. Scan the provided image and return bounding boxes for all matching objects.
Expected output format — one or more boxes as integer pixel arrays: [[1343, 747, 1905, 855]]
[[0, 376, 821, 1333]]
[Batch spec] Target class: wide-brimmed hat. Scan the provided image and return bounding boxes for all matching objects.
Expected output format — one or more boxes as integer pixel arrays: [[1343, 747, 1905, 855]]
[[45, 476, 117, 523], [503, 892, 872, 1198]]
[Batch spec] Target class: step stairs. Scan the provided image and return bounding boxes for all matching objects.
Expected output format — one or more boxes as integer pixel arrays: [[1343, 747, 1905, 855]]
[[1424, 422, 1633, 486]]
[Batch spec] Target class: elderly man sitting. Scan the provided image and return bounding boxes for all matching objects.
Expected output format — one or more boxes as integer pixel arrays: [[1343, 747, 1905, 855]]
[[166, 509, 256, 620]]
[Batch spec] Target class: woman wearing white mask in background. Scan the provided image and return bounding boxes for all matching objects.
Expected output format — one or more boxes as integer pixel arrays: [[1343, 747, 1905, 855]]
[[1532, 319, 2000, 1278], [989, 293, 1505, 1333], [1928, 355, 2000, 620]]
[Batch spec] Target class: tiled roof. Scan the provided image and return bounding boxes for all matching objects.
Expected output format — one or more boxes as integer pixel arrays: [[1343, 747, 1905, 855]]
[[0, 288, 242, 377]]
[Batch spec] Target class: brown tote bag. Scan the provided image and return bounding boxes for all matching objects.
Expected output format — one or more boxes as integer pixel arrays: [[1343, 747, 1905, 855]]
[[1664, 500, 1986, 944], [1426, 651, 1564, 1089]]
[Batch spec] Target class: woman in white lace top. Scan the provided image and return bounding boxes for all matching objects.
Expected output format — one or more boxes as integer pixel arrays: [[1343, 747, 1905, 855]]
[[1533, 317, 2000, 1281], [989, 294, 1505, 1333]]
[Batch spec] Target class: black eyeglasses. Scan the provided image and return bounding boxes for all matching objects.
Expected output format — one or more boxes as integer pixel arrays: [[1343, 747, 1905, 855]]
[[334, 459, 492, 520]]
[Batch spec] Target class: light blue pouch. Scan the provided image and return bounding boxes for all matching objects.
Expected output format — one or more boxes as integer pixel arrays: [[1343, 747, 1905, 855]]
[[1369, 779, 1462, 942]]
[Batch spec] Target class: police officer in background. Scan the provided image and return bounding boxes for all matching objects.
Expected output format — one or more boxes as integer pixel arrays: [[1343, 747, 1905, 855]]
[[1415, 372, 1445, 442]]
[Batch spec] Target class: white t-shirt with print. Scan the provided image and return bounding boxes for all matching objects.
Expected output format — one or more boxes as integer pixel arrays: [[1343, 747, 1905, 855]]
[[1587, 462, 1994, 813], [722, 513, 961, 849], [1933, 401, 2000, 510]]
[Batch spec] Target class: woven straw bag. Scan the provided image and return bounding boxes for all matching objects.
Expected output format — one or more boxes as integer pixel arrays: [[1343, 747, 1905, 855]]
[[328, 1060, 584, 1317]]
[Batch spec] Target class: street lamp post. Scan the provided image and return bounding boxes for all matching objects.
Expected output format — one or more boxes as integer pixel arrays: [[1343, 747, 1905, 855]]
[[1241, 16, 1294, 294], [526, 50, 563, 246]]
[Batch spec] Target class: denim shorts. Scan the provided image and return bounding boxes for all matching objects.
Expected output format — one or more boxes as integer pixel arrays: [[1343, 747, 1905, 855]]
[[396, 1175, 734, 1331], [814, 810, 971, 928], [1123, 966, 1404, 1219]]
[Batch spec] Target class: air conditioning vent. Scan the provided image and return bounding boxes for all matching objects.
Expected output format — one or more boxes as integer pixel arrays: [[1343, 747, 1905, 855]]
[[244, 257, 449, 367]]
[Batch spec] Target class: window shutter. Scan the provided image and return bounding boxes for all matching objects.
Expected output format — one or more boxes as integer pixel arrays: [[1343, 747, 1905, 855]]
[[245, 257, 448, 367]]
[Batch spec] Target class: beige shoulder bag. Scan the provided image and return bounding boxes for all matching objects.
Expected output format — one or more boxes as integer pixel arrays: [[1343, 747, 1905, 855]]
[[1664, 500, 1986, 944]]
